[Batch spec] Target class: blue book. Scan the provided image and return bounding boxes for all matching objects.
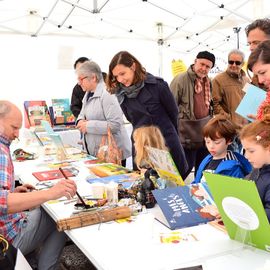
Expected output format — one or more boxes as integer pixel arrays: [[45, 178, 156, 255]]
[[152, 183, 216, 230], [235, 83, 266, 121]]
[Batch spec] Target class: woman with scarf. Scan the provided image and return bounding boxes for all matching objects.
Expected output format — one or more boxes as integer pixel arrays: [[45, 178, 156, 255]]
[[106, 51, 188, 179]]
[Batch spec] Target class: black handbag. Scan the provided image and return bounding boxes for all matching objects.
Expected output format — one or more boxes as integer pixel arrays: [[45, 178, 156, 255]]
[[179, 115, 212, 149], [0, 235, 17, 270]]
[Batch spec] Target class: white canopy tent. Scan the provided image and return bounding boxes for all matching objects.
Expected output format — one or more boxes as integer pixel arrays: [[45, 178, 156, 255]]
[[0, 0, 269, 107], [1, 0, 269, 53]]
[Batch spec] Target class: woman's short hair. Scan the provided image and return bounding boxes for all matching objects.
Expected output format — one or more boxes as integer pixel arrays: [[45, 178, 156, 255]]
[[77, 61, 103, 82]]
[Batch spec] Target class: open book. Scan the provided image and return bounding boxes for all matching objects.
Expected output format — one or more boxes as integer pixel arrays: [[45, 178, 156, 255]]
[[147, 146, 184, 186], [204, 172, 270, 252], [152, 183, 216, 230]]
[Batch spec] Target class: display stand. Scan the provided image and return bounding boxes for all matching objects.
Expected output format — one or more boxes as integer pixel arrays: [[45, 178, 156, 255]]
[[233, 223, 254, 251]]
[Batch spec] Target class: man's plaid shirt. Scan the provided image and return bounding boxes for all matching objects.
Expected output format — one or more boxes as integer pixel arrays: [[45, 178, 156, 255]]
[[0, 134, 24, 242]]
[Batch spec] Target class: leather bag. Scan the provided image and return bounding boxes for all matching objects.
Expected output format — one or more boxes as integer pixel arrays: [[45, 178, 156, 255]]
[[179, 115, 212, 149]]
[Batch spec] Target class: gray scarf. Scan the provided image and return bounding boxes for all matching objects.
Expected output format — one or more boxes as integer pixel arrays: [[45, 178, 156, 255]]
[[115, 81, 145, 104]]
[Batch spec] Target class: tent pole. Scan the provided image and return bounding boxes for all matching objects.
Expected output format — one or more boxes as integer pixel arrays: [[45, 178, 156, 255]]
[[157, 22, 163, 77], [32, 0, 60, 37], [58, 0, 81, 28]]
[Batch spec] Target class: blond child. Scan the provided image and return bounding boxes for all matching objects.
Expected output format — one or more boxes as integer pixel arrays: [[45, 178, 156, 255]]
[[133, 125, 168, 170]]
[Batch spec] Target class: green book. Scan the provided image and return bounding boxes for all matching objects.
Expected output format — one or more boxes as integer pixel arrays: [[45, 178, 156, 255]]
[[51, 98, 75, 125], [204, 172, 270, 252]]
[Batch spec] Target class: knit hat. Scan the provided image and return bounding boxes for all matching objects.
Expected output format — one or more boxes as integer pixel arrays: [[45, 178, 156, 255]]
[[196, 51, 215, 67]]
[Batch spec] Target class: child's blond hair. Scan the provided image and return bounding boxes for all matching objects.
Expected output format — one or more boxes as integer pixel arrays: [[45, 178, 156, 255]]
[[133, 125, 168, 169]]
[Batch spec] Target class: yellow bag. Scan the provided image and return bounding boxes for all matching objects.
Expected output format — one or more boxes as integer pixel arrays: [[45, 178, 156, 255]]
[[97, 127, 122, 165]]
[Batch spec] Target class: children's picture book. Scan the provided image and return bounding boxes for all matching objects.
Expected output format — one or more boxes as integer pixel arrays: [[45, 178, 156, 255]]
[[152, 183, 216, 230], [235, 83, 266, 121], [204, 172, 270, 252], [24, 100, 52, 128], [147, 147, 185, 186], [50, 98, 75, 125], [32, 166, 79, 181], [49, 134, 68, 158], [29, 129, 54, 147], [86, 172, 140, 189], [40, 120, 67, 157], [87, 163, 133, 178]]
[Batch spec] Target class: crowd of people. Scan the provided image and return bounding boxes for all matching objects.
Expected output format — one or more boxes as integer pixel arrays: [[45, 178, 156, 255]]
[[1, 18, 270, 269]]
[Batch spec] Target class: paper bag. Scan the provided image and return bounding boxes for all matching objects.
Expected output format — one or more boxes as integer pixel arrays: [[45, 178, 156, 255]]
[[97, 127, 122, 165]]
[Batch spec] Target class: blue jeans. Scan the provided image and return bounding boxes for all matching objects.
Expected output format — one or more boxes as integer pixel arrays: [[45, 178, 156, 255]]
[[13, 207, 66, 270]]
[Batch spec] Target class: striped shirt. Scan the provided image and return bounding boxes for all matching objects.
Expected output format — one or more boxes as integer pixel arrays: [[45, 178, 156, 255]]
[[0, 134, 25, 242]]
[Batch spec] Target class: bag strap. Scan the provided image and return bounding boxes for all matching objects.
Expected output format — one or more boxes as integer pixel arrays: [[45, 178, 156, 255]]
[[0, 234, 9, 256]]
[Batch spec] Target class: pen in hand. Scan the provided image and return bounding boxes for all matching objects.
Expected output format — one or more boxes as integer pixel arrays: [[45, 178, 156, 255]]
[[58, 167, 90, 209]]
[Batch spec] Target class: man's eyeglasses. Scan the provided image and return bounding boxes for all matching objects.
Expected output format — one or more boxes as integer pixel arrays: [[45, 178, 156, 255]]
[[78, 76, 89, 82], [228, 60, 242, 66]]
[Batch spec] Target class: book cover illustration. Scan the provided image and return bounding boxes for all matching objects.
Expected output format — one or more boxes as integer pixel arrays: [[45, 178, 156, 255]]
[[87, 163, 132, 178], [152, 183, 216, 230], [32, 166, 79, 181], [86, 172, 140, 189], [24, 100, 52, 128], [204, 172, 270, 252], [235, 83, 266, 121], [51, 98, 75, 125], [84, 158, 103, 165], [147, 147, 185, 186]]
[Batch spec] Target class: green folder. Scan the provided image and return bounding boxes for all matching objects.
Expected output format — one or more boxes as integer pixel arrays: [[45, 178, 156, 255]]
[[204, 172, 270, 252]]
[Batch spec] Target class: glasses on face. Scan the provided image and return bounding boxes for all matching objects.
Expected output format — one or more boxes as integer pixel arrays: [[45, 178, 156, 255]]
[[228, 60, 242, 66], [78, 76, 89, 82]]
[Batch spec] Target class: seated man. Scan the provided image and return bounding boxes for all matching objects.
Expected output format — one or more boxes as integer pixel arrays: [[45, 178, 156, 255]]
[[0, 100, 77, 270]]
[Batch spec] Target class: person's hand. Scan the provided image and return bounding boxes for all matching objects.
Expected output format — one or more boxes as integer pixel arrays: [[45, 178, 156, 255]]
[[246, 114, 256, 120], [14, 183, 35, 193], [47, 179, 77, 200], [201, 205, 221, 218], [76, 120, 88, 134], [194, 186, 209, 200]]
